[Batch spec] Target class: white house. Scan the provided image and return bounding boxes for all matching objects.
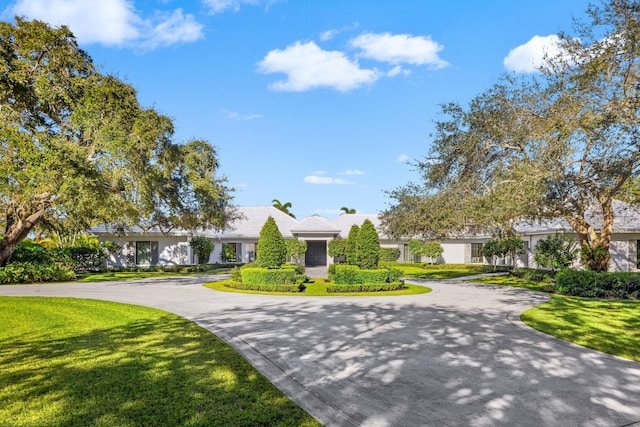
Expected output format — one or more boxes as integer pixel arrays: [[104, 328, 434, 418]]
[[91, 202, 640, 272]]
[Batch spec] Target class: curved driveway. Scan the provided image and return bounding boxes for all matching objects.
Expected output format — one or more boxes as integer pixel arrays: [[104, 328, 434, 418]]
[[1, 276, 639, 427]]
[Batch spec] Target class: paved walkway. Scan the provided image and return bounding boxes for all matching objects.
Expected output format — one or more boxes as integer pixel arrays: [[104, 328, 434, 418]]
[[1, 276, 639, 426]]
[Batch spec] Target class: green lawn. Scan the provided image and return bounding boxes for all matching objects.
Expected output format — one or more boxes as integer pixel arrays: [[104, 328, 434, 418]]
[[76, 268, 231, 282], [468, 275, 640, 362], [0, 297, 319, 427], [522, 296, 640, 362], [204, 279, 431, 297], [383, 262, 497, 279]]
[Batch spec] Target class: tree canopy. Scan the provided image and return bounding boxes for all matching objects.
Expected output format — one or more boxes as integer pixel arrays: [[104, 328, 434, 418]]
[[381, 0, 640, 271], [0, 18, 235, 266]]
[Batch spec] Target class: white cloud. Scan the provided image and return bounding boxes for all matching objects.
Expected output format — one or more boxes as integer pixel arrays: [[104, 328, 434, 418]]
[[503, 34, 564, 73], [350, 32, 449, 69], [203, 0, 281, 14], [340, 169, 365, 175], [224, 109, 264, 120], [319, 29, 338, 41], [387, 65, 410, 77], [304, 175, 353, 185], [6, 0, 203, 49], [397, 154, 410, 163], [258, 41, 380, 92]]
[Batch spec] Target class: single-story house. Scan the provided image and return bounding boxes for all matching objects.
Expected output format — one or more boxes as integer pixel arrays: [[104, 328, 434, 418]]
[[91, 202, 640, 272]]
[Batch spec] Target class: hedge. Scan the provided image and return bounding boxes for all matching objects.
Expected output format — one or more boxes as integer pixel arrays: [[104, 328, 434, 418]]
[[241, 267, 303, 285], [555, 269, 640, 299], [330, 265, 403, 284], [0, 263, 76, 284], [224, 282, 306, 293], [326, 282, 405, 293]]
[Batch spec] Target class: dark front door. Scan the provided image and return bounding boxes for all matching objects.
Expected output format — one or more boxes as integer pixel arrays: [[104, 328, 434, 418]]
[[305, 241, 327, 266]]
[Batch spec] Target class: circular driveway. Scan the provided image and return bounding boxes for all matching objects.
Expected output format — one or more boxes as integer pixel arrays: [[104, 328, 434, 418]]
[[1, 276, 639, 427]]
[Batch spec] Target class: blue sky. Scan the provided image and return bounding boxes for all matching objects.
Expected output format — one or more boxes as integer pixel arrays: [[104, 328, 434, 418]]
[[2, 0, 591, 219]]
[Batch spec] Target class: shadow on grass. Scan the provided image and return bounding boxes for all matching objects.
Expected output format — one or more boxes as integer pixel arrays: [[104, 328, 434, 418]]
[[0, 299, 318, 427]]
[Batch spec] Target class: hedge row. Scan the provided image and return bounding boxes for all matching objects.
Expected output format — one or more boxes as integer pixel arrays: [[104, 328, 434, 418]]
[[224, 282, 306, 293], [0, 263, 76, 284], [329, 265, 403, 285], [326, 282, 406, 293], [555, 269, 640, 299], [241, 267, 305, 285], [10, 243, 105, 272], [510, 268, 555, 283]]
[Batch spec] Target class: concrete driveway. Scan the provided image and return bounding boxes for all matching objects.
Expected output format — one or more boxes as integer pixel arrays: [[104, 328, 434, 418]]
[[1, 276, 639, 427]]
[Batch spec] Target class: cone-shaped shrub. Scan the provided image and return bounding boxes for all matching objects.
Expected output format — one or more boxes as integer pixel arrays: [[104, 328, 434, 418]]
[[356, 219, 380, 269], [346, 225, 360, 265], [256, 216, 287, 268]]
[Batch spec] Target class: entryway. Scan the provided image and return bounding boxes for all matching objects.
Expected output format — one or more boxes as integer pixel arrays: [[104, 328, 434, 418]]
[[305, 241, 327, 266]]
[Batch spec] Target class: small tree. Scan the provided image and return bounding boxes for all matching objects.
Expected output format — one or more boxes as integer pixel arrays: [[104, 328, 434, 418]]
[[502, 236, 526, 267], [356, 219, 380, 269], [481, 239, 506, 270], [285, 239, 307, 264], [190, 236, 215, 265], [256, 216, 286, 268], [407, 240, 424, 262], [328, 239, 347, 262], [345, 225, 360, 265], [534, 234, 579, 272], [422, 241, 444, 264]]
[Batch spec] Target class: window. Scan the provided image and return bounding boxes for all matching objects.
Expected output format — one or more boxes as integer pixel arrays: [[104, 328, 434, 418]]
[[135, 241, 158, 265], [471, 243, 484, 264], [221, 243, 241, 263]]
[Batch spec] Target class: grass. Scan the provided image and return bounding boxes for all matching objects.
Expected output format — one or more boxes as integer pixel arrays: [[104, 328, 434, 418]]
[[521, 296, 640, 362], [0, 297, 319, 427], [204, 278, 431, 297], [76, 268, 231, 282], [383, 262, 498, 279], [469, 275, 550, 292], [468, 274, 640, 362]]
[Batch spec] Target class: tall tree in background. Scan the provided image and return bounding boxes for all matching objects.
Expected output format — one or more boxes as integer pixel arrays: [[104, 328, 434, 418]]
[[272, 199, 296, 218], [382, 0, 640, 271], [0, 18, 235, 266]]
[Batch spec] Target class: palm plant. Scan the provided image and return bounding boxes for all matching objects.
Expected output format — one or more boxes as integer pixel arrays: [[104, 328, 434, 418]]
[[272, 199, 296, 218], [340, 207, 356, 214]]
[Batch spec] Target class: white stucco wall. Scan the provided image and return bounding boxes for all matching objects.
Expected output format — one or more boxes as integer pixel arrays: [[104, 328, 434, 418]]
[[98, 236, 191, 266]]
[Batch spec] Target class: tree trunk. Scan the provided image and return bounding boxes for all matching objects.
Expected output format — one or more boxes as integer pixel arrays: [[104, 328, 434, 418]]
[[0, 209, 46, 266], [565, 200, 613, 272]]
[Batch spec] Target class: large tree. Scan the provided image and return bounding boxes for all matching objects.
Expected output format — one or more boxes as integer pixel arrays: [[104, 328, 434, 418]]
[[0, 18, 235, 266], [382, 0, 640, 271]]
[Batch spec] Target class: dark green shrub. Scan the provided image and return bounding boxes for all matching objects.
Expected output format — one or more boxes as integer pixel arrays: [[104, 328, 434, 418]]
[[241, 267, 296, 285], [328, 239, 347, 260], [256, 216, 287, 268], [510, 268, 555, 282], [345, 225, 360, 265], [331, 265, 403, 285], [330, 265, 360, 284], [356, 219, 380, 269], [225, 282, 306, 292], [0, 263, 76, 284], [326, 282, 405, 293], [9, 240, 54, 264], [379, 247, 400, 262], [555, 269, 640, 299]]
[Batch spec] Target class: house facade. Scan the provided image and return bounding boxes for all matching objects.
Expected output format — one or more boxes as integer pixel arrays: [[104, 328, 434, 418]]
[[91, 203, 640, 272]]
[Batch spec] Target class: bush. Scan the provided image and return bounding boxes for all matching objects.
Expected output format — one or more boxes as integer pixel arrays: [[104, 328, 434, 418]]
[[330, 264, 402, 285], [534, 234, 579, 271], [356, 219, 380, 269], [224, 282, 306, 293], [281, 263, 305, 275], [241, 267, 297, 285], [326, 282, 405, 293], [256, 216, 287, 268], [510, 268, 555, 283], [555, 269, 640, 299], [328, 239, 347, 259], [230, 266, 243, 282], [345, 225, 360, 265], [9, 240, 54, 264], [190, 236, 215, 265], [0, 263, 76, 284], [379, 247, 400, 262]]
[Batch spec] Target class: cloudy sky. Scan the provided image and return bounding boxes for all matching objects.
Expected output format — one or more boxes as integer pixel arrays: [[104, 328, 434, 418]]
[[2, 0, 591, 218]]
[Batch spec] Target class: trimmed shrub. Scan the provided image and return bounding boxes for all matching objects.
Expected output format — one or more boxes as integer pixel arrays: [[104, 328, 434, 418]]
[[555, 269, 640, 299], [281, 263, 305, 275], [330, 264, 402, 285], [225, 282, 306, 293], [379, 247, 400, 262], [285, 239, 307, 264], [241, 267, 297, 285], [328, 239, 347, 263], [0, 263, 76, 284], [9, 240, 55, 264], [345, 225, 360, 265], [326, 282, 405, 293], [190, 236, 215, 265], [510, 268, 555, 283], [256, 216, 287, 268], [230, 266, 243, 282], [356, 219, 380, 269], [330, 265, 361, 284]]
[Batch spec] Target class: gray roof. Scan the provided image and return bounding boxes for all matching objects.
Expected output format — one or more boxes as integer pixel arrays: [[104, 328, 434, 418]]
[[209, 206, 299, 239], [329, 213, 388, 239], [291, 215, 339, 234]]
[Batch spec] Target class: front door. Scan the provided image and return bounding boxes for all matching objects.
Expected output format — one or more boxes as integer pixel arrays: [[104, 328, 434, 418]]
[[305, 241, 327, 266]]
